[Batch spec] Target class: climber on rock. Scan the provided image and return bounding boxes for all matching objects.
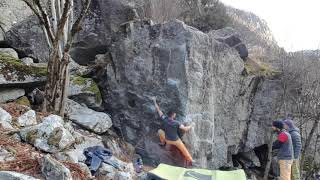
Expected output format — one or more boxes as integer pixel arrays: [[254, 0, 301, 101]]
[[272, 120, 294, 180], [152, 97, 194, 166]]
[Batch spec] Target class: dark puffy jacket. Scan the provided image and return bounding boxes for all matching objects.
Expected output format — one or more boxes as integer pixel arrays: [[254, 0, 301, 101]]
[[272, 130, 294, 160], [288, 127, 302, 159]]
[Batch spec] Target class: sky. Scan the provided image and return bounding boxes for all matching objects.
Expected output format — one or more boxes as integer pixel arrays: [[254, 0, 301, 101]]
[[221, 0, 320, 52]]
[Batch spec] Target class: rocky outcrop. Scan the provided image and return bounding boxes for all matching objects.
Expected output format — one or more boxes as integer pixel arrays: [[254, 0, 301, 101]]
[[96, 20, 261, 168], [65, 99, 112, 134], [19, 115, 75, 153]]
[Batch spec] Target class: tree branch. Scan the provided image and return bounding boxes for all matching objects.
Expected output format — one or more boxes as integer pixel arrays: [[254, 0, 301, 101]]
[[65, 0, 92, 52], [33, 0, 55, 44], [55, 0, 71, 43]]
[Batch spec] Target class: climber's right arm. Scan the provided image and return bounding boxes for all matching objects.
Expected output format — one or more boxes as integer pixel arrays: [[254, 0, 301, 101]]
[[153, 97, 164, 117]]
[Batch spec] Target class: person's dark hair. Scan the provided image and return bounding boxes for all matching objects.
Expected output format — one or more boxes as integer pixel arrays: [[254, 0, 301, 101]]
[[168, 110, 176, 118]]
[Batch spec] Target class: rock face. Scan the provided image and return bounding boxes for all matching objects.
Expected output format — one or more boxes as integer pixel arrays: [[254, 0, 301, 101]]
[[0, 88, 25, 103], [97, 20, 260, 168], [41, 155, 73, 180], [3, 0, 143, 63], [244, 79, 282, 151], [66, 99, 112, 134], [20, 115, 75, 153]]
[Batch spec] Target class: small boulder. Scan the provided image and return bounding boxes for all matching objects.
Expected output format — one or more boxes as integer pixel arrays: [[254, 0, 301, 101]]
[[41, 155, 72, 180], [97, 157, 135, 180], [21, 57, 34, 65], [0, 48, 19, 59], [0, 148, 15, 162], [66, 99, 112, 134], [20, 115, 75, 153], [0, 171, 40, 180], [0, 107, 14, 130], [16, 110, 37, 127], [0, 88, 25, 103]]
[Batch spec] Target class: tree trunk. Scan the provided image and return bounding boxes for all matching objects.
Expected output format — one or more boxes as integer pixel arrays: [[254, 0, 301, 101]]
[[300, 118, 319, 172], [44, 47, 71, 116]]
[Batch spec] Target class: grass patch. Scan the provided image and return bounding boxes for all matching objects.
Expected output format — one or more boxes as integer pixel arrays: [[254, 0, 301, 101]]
[[244, 58, 279, 77], [0, 53, 47, 81]]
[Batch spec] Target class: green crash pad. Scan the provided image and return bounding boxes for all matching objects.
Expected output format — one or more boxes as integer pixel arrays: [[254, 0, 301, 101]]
[[148, 164, 247, 180]]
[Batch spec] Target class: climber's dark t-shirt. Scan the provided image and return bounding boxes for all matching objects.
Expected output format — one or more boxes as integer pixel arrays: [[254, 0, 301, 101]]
[[161, 115, 181, 141]]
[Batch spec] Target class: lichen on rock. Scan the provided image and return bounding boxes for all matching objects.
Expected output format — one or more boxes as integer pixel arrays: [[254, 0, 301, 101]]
[[0, 53, 47, 80], [69, 75, 102, 108], [16, 96, 31, 107]]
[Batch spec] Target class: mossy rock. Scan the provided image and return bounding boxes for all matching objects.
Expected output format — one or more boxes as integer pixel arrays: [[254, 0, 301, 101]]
[[0, 53, 47, 81], [16, 96, 31, 107], [70, 75, 102, 102], [25, 129, 39, 144], [47, 127, 63, 147]]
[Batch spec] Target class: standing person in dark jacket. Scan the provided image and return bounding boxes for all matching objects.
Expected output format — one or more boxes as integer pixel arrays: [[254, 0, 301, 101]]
[[272, 120, 294, 180], [283, 116, 302, 180]]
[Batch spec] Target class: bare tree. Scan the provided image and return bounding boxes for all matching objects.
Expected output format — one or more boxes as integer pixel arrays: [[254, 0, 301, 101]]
[[278, 50, 320, 176], [22, 0, 92, 116]]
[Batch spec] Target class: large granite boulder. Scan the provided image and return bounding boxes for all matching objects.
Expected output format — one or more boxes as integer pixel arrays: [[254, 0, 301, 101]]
[[3, 0, 143, 63], [19, 115, 75, 153], [65, 99, 112, 134], [0, 0, 32, 42], [96, 20, 260, 168]]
